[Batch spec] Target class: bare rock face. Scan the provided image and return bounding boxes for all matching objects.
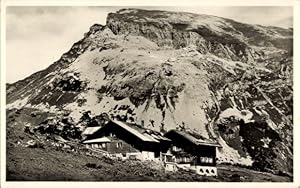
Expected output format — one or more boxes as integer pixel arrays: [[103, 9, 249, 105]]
[[6, 8, 293, 174], [106, 9, 292, 62]]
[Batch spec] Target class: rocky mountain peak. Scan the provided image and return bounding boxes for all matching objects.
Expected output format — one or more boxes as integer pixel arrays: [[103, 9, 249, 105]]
[[106, 8, 292, 63]]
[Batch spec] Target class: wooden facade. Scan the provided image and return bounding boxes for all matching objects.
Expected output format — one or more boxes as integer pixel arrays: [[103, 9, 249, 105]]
[[83, 120, 171, 159], [164, 130, 221, 176], [83, 136, 139, 155]]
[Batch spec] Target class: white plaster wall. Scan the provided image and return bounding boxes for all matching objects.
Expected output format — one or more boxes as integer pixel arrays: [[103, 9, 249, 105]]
[[165, 162, 178, 172], [191, 166, 218, 176]]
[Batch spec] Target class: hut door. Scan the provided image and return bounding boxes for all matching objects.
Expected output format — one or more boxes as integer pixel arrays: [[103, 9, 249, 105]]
[[154, 151, 160, 158]]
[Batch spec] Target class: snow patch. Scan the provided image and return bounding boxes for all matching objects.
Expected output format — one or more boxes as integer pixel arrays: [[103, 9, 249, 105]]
[[220, 107, 254, 123], [7, 96, 29, 109], [24, 103, 60, 113]]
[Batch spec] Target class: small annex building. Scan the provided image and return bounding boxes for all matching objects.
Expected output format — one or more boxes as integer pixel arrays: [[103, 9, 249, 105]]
[[81, 120, 171, 161], [164, 129, 221, 176]]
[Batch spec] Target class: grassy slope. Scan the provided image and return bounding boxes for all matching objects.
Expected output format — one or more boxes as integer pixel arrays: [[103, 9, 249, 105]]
[[6, 145, 291, 182], [6, 108, 291, 182]]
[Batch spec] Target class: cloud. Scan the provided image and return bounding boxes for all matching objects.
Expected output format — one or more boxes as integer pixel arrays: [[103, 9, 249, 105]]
[[149, 6, 293, 28], [6, 6, 293, 83], [6, 6, 116, 83], [6, 7, 114, 41], [221, 6, 293, 28]]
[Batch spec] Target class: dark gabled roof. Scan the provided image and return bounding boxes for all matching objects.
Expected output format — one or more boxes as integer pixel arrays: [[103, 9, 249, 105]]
[[82, 126, 102, 135], [82, 137, 111, 144], [165, 129, 221, 147], [120, 121, 171, 142], [111, 120, 159, 142], [86, 120, 171, 143]]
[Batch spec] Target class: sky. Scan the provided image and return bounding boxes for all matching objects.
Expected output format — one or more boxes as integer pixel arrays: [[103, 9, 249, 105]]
[[6, 6, 293, 83]]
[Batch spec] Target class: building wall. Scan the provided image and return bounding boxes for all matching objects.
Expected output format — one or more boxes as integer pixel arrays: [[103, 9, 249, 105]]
[[190, 166, 218, 176], [124, 151, 156, 161], [84, 137, 157, 161], [84, 138, 138, 154], [177, 163, 191, 169], [85, 143, 108, 151], [141, 151, 155, 161], [106, 138, 139, 154], [196, 145, 217, 166], [165, 131, 217, 166], [165, 162, 178, 172], [88, 121, 164, 156]]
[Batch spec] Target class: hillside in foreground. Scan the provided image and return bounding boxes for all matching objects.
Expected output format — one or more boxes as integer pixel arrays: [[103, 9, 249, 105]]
[[7, 107, 291, 181]]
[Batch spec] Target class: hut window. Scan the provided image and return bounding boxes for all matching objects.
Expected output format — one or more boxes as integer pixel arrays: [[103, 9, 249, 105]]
[[102, 143, 106, 148], [116, 142, 123, 148], [184, 157, 188, 162], [164, 154, 174, 162], [200, 157, 213, 164], [200, 157, 205, 163], [172, 146, 181, 151]]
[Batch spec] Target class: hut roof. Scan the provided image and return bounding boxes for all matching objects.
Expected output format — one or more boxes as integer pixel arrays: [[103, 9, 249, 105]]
[[166, 130, 221, 147], [82, 137, 111, 144], [82, 120, 171, 143], [111, 120, 160, 143], [113, 120, 171, 142], [82, 126, 102, 135]]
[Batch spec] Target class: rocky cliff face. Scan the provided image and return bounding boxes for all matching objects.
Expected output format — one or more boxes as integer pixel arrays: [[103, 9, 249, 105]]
[[6, 8, 293, 175], [107, 9, 292, 62]]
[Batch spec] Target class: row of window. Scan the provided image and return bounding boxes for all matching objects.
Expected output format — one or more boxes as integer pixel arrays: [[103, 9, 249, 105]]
[[162, 154, 176, 162], [116, 142, 123, 148], [176, 157, 194, 163], [172, 146, 182, 152], [168, 156, 214, 164], [87, 142, 124, 149], [171, 146, 214, 164], [88, 143, 106, 149], [200, 157, 214, 164]]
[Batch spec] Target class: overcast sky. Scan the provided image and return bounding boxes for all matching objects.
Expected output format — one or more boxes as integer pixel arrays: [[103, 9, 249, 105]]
[[6, 6, 293, 83]]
